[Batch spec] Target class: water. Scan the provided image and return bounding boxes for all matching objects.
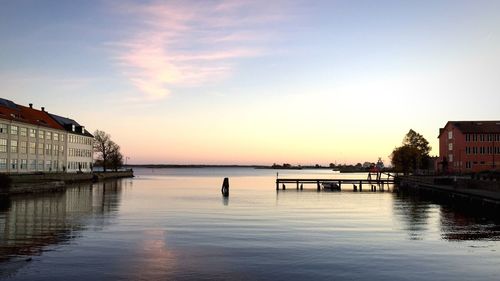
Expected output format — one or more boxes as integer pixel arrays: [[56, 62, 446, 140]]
[[1, 168, 499, 280]]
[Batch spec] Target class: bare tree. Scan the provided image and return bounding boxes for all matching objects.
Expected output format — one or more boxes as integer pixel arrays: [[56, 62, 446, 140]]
[[109, 142, 124, 171], [93, 130, 115, 172]]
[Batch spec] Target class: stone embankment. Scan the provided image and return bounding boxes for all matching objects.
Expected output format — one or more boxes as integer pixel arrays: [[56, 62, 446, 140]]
[[398, 175, 500, 210], [0, 170, 134, 195]]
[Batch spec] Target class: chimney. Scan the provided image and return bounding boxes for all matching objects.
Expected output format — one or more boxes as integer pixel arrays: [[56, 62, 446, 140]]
[[41, 107, 45, 112], [29, 103, 33, 108]]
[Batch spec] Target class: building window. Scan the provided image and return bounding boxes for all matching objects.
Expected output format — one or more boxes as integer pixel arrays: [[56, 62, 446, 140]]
[[54, 133, 59, 141], [38, 130, 44, 139], [20, 127, 27, 137], [53, 145, 58, 156], [45, 144, 52, 155], [11, 159, 18, 170], [37, 143, 43, 155], [448, 143, 453, 151], [10, 140, 18, 153], [46, 160, 51, 171], [29, 129, 36, 138], [0, 124, 7, 134], [29, 159, 36, 170], [448, 154, 453, 162], [465, 161, 472, 169], [46, 131, 52, 140], [0, 139, 7, 152], [20, 141, 27, 154], [0, 158, 6, 169], [60, 134, 64, 142], [29, 142, 36, 154], [448, 131, 453, 139], [37, 160, 44, 171], [10, 125, 18, 135], [20, 159, 27, 169], [60, 145, 64, 155], [53, 160, 58, 170]]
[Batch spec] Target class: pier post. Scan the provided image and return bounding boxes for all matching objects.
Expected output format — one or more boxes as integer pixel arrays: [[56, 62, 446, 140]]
[[317, 181, 320, 191], [296, 181, 299, 190], [276, 180, 279, 190], [221, 178, 229, 197], [359, 181, 362, 191]]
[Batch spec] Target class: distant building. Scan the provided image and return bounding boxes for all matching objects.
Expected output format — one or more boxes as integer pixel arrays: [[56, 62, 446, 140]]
[[438, 121, 500, 173], [0, 98, 93, 173]]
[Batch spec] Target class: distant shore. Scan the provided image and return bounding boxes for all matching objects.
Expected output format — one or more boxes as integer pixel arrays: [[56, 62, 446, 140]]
[[126, 164, 390, 173]]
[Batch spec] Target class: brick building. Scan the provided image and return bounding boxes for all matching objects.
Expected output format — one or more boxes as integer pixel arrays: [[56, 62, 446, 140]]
[[438, 121, 500, 173]]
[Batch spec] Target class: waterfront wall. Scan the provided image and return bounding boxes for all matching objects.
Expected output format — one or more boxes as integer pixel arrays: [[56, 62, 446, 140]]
[[398, 176, 500, 211], [0, 170, 134, 195]]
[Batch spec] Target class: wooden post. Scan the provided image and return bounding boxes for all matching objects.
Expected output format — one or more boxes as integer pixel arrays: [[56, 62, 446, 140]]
[[359, 180, 362, 191], [221, 177, 229, 197], [296, 181, 299, 190], [276, 180, 279, 190], [317, 181, 320, 191]]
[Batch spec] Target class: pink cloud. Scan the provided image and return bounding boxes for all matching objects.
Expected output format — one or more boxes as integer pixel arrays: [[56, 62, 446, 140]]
[[112, 0, 289, 99]]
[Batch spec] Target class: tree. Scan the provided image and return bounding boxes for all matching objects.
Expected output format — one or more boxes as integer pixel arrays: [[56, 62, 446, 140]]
[[109, 142, 124, 171], [391, 129, 432, 175], [93, 130, 121, 172]]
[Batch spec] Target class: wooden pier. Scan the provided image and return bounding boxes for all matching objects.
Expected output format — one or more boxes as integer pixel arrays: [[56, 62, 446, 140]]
[[276, 176, 396, 191]]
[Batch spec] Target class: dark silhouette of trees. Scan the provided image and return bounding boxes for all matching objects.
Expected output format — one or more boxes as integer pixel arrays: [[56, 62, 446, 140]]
[[109, 142, 124, 171], [391, 129, 431, 175], [93, 130, 123, 172]]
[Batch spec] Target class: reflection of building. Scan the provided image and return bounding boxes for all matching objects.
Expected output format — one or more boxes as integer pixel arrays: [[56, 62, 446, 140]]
[[439, 207, 500, 241], [0, 180, 123, 262], [438, 121, 500, 173], [0, 98, 93, 173]]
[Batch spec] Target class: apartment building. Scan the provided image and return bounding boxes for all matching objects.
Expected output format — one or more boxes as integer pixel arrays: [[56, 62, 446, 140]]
[[438, 121, 500, 173], [0, 98, 93, 173]]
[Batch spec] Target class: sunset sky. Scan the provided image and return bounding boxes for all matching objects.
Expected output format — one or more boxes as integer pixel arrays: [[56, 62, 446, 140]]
[[1, 0, 499, 165]]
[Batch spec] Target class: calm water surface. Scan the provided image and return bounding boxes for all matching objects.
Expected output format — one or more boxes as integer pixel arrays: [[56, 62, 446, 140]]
[[1, 168, 500, 280]]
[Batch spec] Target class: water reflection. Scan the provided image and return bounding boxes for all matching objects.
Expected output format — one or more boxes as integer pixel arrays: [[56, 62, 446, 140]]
[[0, 179, 125, 263], [392, 192, 434, 240], [222, 197, 229, 206], [440, 207, 500, 241], [394, 190, 500, 241]]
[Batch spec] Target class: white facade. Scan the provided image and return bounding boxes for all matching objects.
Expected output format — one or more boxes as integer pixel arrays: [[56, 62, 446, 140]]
[[0, 120, 66, 173], [66, 129, 93, 173]]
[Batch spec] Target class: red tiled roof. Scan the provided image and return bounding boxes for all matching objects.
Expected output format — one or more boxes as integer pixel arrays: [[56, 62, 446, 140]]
[[0, 103, 64, 130]]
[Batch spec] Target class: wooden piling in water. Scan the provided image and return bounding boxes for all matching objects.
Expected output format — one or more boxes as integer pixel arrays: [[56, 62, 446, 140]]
[[221, 177, 229, 197]]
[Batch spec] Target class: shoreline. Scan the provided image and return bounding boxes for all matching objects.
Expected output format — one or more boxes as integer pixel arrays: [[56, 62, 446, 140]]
[[0, 170, 134, 195]]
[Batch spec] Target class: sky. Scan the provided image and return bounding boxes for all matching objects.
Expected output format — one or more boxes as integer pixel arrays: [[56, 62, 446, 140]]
[[1, 0, 499, 165]]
